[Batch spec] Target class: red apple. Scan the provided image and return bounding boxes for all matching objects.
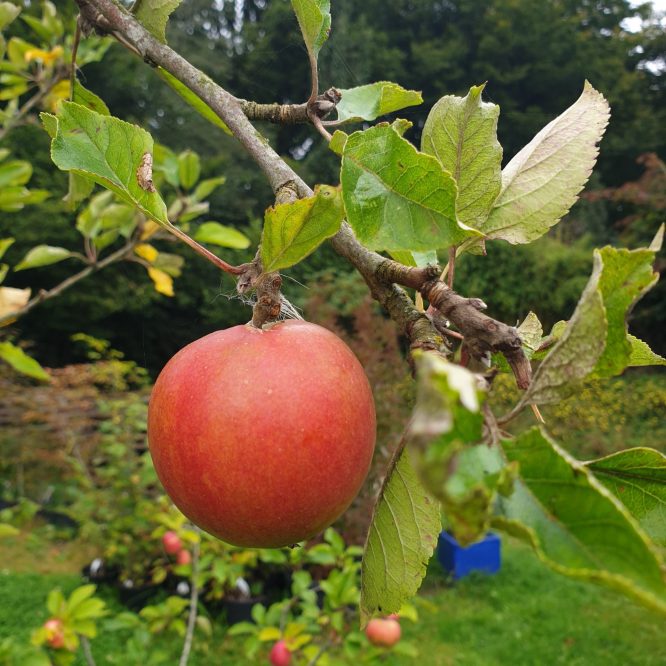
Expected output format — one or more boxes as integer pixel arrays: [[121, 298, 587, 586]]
[[162, 530, 182, 555], [176, 549, 191, 566], [148, 321, 376, 548], [43, 618, 65, 649], [269, 640, 291, 666], [365, 618, 401, 648]]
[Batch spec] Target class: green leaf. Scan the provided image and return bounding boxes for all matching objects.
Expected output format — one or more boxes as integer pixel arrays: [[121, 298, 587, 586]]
[[261, 184, 344, 272], [0, 159, 31, 187], [422, 84, 502, 230], [66, 585, 96, 615], [290, 0, 330, 58], [194, 222, 251, 249], [63, 173, 95, 211], [0, 237, 13, 261], [46, 589, 66, 617], [132, 0, 182, 43], [76, 190, 113, 238], [0, 186, 49, 212], [70, 598, 106, 622], [0, 3, 21, 31], [192, 176, 225, 202], [155, 67, 230, 134], [627, 334, 666, 367], [72, 79, 110, 116], [0, 523, 19, 537], [440, 443, 516, 546], [329, 130, 348, 156], [0, 342, 51, 382], [40, 112, 57, 139], [593, 246, 659, 377], [388, 249, 438, 268], [227, 622, 257, 637], [517, 251, 606, 406], [360, 449, 440, 625], [196, 615, 212, 637], [496, 428, 666, 615], [153, 143, 180, 187], [177, 150, 200, 190], [336, 82, 423, 122], [341, 125, 479, 252], [14, 245, 73, 271], [482, 81, 609, 243], [50, 102, 168, 225], [586, 448, 666, 549]]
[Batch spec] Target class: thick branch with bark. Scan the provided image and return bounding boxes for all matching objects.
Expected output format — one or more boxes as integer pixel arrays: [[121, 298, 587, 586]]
[[73, 0, 529, 383]]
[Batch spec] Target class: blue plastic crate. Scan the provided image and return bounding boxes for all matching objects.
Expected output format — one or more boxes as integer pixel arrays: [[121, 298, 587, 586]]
[[437, 531, 501, 580]]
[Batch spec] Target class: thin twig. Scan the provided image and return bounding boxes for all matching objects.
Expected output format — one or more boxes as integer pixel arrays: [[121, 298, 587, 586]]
[[531, 404, 545, 423], [80, 636, 97, 666], [179, 527, 201, 666], [70, 18, 82, 101], [307, 639, 332, 666], [447, 245, 456, 289], [0, 239, 135, 327], [165, 224, 243, 275], [311, 114, 332, 142]]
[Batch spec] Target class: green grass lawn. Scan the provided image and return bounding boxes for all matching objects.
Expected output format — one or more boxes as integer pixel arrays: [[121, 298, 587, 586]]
[[1, 538, 663, 665]]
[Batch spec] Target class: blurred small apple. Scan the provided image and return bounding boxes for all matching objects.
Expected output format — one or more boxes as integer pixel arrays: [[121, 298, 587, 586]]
[[365, 617, 401, 648], [176, 549, 191, 566], [43, 618, 65, 649], [269, 639, 291, 666], [162, 530, 182, 555]]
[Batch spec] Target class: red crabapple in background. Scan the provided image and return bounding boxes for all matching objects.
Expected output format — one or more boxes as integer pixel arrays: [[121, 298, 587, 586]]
[[269, 640, 291, 666], [176, 549, 191, 566], [148, 320, 376, 548], [365, 617, 402, 648], [43, 618, 65, 649], [162, 530, 182, 555]]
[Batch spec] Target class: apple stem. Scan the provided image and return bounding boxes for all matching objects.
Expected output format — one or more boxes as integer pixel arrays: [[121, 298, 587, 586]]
[[165, 223, 243, 276]]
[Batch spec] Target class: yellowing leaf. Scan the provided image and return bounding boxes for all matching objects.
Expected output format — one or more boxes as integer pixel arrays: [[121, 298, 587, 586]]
[[135, 243, 159, 263], [258, 627, 281, 642], [43, 79, 71, 113], [0, 286, 30, 323], [24, 44, 62, 65], [147, 267, 174, 296], [483, 82, 609, 244], [141, 220, 162, 240]]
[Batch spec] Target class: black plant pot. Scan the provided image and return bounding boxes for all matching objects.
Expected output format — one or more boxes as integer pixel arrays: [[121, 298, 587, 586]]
[[82, 558, 120, 584], [117, 581, 162, 611], [223, 596, 267, 625], [260, 568, 292, 604]]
